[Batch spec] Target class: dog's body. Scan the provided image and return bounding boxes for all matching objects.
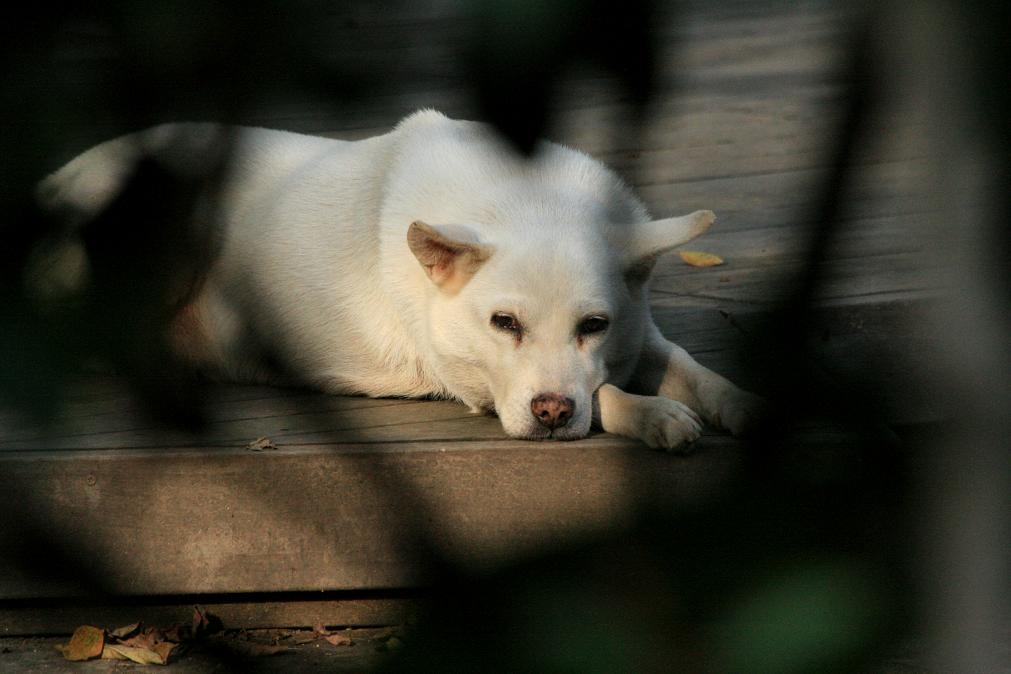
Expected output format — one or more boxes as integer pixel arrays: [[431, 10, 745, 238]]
[[39, 110, 761, 448]]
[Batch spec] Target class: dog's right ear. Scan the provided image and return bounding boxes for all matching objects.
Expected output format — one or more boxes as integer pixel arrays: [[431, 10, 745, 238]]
[[624, 210, 715, 283], [407, 221, 494, 294]]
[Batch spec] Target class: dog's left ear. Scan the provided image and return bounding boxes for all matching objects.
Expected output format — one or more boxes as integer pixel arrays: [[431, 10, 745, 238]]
[[407, 221, 494, 294], [624, 210, 715, 283]]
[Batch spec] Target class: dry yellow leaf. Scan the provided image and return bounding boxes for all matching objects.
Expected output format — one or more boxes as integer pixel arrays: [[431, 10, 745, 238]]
[[108, 622, 141, 639], [58, 625, 104, 661], [101, 645, 129, 661], [246, 436, 277, 451], [103, 643, 168, 665], [153, 642, 178, 662], [679, 250, 725, 267]]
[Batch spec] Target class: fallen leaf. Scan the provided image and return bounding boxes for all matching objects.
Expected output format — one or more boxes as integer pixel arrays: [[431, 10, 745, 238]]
[[153, 642, 178, 663], [257, 629, 289, 642], [100, 645, 128, 661], [323, 632, 353, 647], [246, 436, 277, 451], [192, 606, 209, 635], [160, 624, 190, 643], [119, 626, 164, 651], [103, 643, 167, 665], [679, 250, 725, 267], [58, 625, 104, 661], [191, 605, 221, 637], [108, 622, 141, 640]]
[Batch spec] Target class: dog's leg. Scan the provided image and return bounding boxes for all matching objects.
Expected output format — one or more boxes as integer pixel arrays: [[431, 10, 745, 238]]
[[629, 324, 766, 438], [593, 383, 703, 451]]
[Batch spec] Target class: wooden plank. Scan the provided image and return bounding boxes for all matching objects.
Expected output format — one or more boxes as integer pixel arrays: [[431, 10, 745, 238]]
[[0, 597, 418, 636], [650, 249, 937, 306], [324, 105, 927, 235], [0, 294, 946, 601], [0, 436, 746, 599], [1, 293, 943, 453], [247, 2, 853, 140], [0, 389, 420, 441], [1, 399, 479, 451], [1, 390, 426, 442], [1, 1, 950, 618], [650, 296, 949, 424], [237, 0, 855, 142], [649, 212, 927, 279], [637, 160, 924, 225]]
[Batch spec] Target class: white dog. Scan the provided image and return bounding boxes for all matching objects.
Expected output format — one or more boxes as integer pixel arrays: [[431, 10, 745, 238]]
[[38, 110, 763, 449]]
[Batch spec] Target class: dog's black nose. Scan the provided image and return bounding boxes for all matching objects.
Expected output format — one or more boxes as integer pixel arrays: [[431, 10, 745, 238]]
[[531, 393, 574, 429]]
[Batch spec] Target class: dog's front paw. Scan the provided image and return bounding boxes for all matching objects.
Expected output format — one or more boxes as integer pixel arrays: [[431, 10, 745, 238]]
[[718, 390, 769, 438], [638, 397, 703, 452]]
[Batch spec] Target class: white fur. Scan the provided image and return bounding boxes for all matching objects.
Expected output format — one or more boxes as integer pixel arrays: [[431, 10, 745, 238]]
[[38, 110, 763, 448]]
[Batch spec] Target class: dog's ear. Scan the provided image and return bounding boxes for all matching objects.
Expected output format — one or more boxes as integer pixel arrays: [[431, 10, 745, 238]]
[[624, 210, 715, 283], [407, 221, 494, 294]]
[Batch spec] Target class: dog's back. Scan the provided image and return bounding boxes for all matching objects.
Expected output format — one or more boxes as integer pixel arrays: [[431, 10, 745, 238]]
[[33, 112, 654, 397], [32, 110, 760, 449]]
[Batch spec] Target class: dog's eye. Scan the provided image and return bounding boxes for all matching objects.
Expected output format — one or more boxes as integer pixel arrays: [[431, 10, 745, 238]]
[[491, 312, 522, 333], [577, 315, 610, 336]]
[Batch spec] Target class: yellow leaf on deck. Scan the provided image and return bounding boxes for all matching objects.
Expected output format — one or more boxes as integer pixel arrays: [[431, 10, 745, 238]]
[[153, 642, 178, 663], [101, 645, 129, 661], [246, 436, 277, 451], [108, 622, 141, 639], [679, 250, 725, 267], [103, 643, 169, 665], [59, 625, 105, 661]]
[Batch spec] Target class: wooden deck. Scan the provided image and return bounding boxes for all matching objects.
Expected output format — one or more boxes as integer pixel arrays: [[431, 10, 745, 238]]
[[0, 2, 942, 633]]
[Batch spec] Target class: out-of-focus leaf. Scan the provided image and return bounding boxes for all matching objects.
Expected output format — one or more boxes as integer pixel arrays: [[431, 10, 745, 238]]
[[679, 250, 725, 267], [711, 561, 884, 673]]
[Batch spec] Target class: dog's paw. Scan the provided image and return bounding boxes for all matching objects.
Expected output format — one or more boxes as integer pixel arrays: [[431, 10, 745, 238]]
[[638, 397, 703, 452], [718, 390, 769, 438]]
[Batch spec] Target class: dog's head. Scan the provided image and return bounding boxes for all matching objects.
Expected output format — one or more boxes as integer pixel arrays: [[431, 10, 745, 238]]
[[406, 209, 714, 440]]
